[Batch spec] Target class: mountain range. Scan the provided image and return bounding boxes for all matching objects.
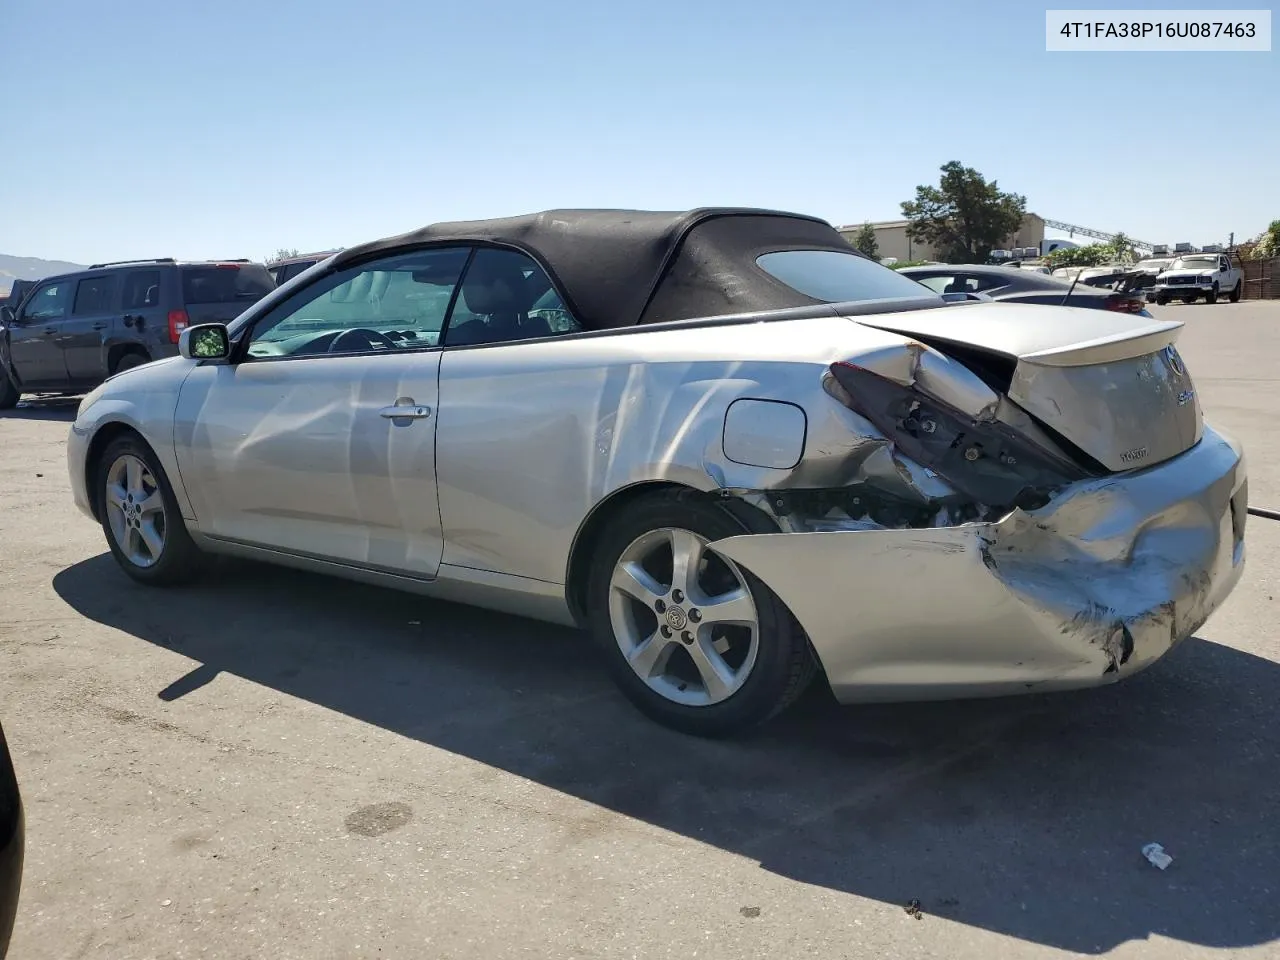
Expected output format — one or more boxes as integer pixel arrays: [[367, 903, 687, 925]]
[[0, 253, 88, 295]]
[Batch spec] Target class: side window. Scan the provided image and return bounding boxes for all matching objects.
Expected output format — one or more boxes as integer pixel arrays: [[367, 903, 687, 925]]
[[281, 261, 311, 283], [912, 275, 968, 294], [122, 270, 163, 310], [971, 274, 1008, 292], [911, 275, 948, 294], [21, 280, 73, 322], [444, 247, 582, 347], [72, 275, 118, 315], [1220, 257, 1230, 271], [245, 247, 469, 359]]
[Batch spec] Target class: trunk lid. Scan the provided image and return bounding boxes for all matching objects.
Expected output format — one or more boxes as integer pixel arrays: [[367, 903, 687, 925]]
[[180, 263, 277, 324], [852, 302, 1202, 472]]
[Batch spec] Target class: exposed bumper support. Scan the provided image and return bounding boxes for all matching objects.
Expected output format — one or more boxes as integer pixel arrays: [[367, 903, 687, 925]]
[[710, 426, 1246, 704]]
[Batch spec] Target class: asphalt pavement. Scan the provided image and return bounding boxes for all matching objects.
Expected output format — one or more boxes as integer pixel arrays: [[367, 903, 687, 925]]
[[1, 300, 1278, 959]]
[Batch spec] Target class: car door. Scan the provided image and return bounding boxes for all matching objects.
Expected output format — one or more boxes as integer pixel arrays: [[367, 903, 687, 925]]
[[64, 273, 119, 384], [173, 246, 471, 576], [434, 246, 588, 581], [118, 268, 167, 350], [9, 278, 74, 387]]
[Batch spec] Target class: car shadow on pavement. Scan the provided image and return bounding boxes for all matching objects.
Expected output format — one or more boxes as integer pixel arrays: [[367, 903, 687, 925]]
[[53, 554, 1280, 955], [1, 396, 80, 421]]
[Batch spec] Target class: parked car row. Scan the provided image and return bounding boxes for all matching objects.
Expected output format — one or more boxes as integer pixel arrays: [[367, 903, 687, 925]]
[[0, 258, 276, 408], [898, 263, 1151, 314], [1048, 253, 1245, 305]]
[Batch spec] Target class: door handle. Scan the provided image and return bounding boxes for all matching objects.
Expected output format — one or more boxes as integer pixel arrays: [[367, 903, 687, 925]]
[[92, 322, 108, 330], [379, 397, 432, 420], [42, 327, 56, 335]]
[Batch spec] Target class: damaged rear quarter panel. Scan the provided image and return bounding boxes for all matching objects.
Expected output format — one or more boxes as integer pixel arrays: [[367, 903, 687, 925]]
[[708, 427, 1246, 703]]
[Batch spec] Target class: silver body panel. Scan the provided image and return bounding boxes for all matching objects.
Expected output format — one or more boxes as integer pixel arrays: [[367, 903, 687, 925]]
[[68, 300, 1247, 705], [712, 426, 1245, 702]]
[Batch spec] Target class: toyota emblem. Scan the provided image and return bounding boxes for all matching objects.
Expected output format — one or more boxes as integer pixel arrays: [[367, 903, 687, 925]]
[[1163, 345, 1185, 377]]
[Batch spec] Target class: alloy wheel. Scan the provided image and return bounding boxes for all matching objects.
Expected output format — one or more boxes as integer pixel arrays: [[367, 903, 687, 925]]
[[607, 527, 759, 707], [103, 454, 166, 568]]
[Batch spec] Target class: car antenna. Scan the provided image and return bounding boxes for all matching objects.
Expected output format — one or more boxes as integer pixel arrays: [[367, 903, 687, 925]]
[[1060, 268, 1082, 308]]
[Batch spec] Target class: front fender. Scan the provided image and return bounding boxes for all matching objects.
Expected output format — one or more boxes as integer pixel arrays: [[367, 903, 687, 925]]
[[70, 359, 198, 520]]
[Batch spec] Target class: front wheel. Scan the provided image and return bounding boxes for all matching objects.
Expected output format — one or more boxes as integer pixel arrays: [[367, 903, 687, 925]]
[[1206, 283, 1219, 305], [97, 434, 207, 585], [586, 492, 815, 737], [1155, 294, 1169, 306], [1229, 279, 1243, 303], [0, 370, 17, 410]]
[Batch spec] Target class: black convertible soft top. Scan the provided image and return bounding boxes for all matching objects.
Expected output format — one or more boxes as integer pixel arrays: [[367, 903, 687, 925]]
[[331, 208, 866, 330]]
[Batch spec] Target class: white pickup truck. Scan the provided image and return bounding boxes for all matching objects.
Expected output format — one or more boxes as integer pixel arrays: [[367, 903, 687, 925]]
[[1152, 252, 1243, 304]]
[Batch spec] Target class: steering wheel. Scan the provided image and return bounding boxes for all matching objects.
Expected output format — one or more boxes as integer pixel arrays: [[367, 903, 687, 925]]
[[326, 328, 398, 354]]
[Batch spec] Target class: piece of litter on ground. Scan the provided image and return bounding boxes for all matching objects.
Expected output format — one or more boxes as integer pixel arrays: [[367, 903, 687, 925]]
[[739, 906, 760, 919], [161, 899, 173, 907], [905, 898, 923, 919], [1142, 842, 1173, 870], [35, 473, 43, 478]]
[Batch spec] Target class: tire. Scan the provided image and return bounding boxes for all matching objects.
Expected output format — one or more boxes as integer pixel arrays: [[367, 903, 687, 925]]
[[112, 353, 149, 375], [1181, 296, 1195, 304], [95, 433, 207, 586], [1155, 294, 1169, 306], [1229, 279, 1243, 303], [0, 370, 17, 410], [585, 490, 816, 737], [1206, 283, 1218, 305]]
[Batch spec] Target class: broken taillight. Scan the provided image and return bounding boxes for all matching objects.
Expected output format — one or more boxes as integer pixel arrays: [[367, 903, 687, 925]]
[[1105, 295, 1146, 313], [826, 361, 1087, 510]]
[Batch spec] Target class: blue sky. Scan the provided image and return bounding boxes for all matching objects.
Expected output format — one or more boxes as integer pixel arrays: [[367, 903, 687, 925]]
[[1, 0, 1275, 264]]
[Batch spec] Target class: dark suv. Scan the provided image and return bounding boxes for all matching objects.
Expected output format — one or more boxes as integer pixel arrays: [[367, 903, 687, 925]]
[[0, 258, 275, 407]]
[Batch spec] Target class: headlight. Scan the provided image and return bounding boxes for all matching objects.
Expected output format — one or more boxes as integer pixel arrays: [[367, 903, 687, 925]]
[[1199, 274, 1213, 282]]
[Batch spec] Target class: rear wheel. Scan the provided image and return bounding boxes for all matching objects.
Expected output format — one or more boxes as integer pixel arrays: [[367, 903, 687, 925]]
[[97, 434, 206, 585], [1229, 279, 1243, 303], [112, 352, 149, 375], [586, 492, 815, 737], [1206, 283, 1219, 305], [1155, 293, 1169, 306], [0, 371, 17, 410]]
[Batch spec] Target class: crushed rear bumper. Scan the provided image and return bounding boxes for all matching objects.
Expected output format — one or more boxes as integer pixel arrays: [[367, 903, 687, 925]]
[[710, 426, 1247, 703]]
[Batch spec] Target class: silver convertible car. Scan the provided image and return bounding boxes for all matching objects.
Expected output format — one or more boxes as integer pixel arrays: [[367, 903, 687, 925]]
[[67, 208, 1248, 737]]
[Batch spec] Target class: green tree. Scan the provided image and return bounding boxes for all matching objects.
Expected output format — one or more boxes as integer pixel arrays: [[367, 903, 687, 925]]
[[267, 247, 300, 264], [1044, 243, 1112, 270], [1107, 232, 1138, 265], [1254, 220, 1280, 259], [850, 222, 880, 260], [901, 161, 1027, 263]]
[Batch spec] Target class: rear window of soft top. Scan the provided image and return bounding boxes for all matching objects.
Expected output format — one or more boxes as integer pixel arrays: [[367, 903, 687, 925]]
[[181, 263, 275, 304], [756, 249, 942, 304]]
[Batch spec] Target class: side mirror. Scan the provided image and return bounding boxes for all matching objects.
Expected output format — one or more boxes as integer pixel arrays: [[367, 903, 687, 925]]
[[179, 323, 231, 361]]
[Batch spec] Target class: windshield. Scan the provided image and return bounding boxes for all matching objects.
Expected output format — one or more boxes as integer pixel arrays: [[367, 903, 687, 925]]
[[1135, 259, 1172, 271], [756, 249, 941, 303], [1171, 256, 1218, 270], [182, 263, 276, 304]]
